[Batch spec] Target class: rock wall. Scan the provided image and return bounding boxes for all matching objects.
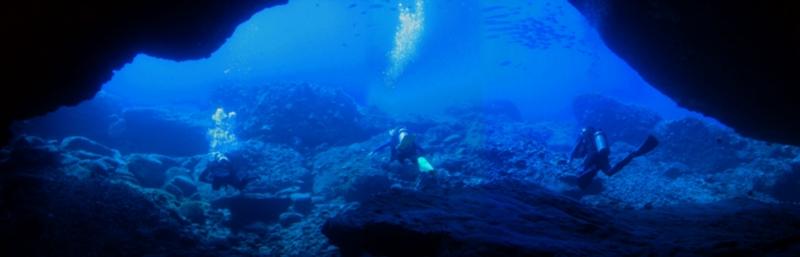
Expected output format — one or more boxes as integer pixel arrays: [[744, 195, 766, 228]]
[[568, 0, 800, 145], [1, 0, 288, 145]]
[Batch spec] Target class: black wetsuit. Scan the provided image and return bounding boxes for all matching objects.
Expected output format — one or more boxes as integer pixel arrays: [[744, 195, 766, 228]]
[[570, 128, 611, 189], [200, 157, 254, 191], [374, 133, 424, 165]]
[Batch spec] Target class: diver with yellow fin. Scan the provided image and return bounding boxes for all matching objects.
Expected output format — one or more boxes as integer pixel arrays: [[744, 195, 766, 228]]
[[569, 127, 659, 190], [369, 127, 434, 174]]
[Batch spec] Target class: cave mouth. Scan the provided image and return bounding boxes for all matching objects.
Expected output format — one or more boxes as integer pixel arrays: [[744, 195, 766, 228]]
[[13, 0, 709, 157], [5, 1, 800, 256]]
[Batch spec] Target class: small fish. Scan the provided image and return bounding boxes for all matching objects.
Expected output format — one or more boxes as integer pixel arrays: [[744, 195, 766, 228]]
[[482, 5, 505, 12], [348, 3, 357, 8], [499, 60, 511, 66], [485, 13, 513, 19]]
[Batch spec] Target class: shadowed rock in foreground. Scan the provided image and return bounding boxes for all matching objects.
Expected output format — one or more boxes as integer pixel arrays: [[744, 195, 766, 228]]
[[322, 180, 800, 256]]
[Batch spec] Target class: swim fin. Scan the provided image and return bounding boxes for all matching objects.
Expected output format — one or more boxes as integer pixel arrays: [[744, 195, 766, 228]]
[[417, 156, 435, 173], [632, 135, 659, 157], [607, 135, 659, 176]]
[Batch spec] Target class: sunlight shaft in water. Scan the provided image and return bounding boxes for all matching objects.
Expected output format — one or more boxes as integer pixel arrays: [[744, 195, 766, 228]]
[[385, 0, 425, 85]]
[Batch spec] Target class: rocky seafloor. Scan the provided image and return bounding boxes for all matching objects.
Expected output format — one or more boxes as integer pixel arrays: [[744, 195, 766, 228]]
[[2, 83, 800, 256]]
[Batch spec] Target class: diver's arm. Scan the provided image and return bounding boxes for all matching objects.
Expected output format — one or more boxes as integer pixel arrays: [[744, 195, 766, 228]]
[[568, 136, 584, 162], [371, 140, 391, 154]]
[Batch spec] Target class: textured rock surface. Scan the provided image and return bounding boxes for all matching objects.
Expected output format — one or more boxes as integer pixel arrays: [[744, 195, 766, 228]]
[[572, 94, 661, 144], [0, 172, 207, 257], [1, 0, 288, 145], [651, 118, 744, 173], [568, 0, 800, 145], [214, 83, 377, 150], [5, 88, 800, 256], [323, 181, 800, 257]]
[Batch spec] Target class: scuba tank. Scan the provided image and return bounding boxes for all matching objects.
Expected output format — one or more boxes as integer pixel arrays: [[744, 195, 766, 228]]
[[396, 130, 416, 151], [593, 130, 609, 154]]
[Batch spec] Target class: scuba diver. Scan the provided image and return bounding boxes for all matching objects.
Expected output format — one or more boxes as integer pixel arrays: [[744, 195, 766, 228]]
[[369, 127, 435, 173], [569, 127, 659, 190], [200, 154, 257, 191]]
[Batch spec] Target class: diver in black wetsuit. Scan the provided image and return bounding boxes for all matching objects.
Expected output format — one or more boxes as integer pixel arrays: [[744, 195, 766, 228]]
[[369, 127, 426, 168], [369, 127, 436, 190], [200, 154, 256, 191], [569, 127, 659, 190]]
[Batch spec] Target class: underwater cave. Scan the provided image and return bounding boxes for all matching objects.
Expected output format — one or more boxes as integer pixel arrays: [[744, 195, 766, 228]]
[[2, 0, 799, 256]]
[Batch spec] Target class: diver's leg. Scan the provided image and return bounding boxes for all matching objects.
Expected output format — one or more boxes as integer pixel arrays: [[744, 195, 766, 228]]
[[578, 153, 601, 189], [578, 167, 599, 190], [598, 154, 613, 176]]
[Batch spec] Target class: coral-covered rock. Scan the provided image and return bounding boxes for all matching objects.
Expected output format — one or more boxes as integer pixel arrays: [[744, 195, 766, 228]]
[[419, 117, 562, 185], [207, 140, 310, 194], [211, 194, 292, 230], [214, 83, 376, 150], [0, 172, 209, 257], [311, 137, 388, 200], [572, 94, 662, 144], [165, 175, 198, 198], [125, 153, 178, 188], [0, 136, 63, 172], [652, 118, 745, 173], [279, 212, 304, 227], [60, 136, 120, 158], [178, 201, 209, 224]]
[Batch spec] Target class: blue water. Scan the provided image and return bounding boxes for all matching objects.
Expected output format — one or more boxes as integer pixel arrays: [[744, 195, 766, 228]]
[[6, 1, 800, 256], [103, 0, 690, 120]]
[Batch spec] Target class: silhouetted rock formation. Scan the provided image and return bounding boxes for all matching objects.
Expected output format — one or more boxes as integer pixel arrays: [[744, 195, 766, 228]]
[[568, 0, 800, 145], [1, 0, 288, 145]]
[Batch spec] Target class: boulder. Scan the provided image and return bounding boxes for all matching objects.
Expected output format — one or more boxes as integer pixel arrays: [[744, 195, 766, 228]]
[[572, 94, 662, 145], [164, 175, 198, 198], [311, 138, 387, 199], [60, 136, 120, 158], [0, 171, 205, 257], [126, 153, 177, 188], [206, 140, 310, 194], [213, 82, 375, 150], [279, 212, 304, 227], [211, 194, 292, 230], [652, 118, 744, 173], [0, 136, 62, 172]]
